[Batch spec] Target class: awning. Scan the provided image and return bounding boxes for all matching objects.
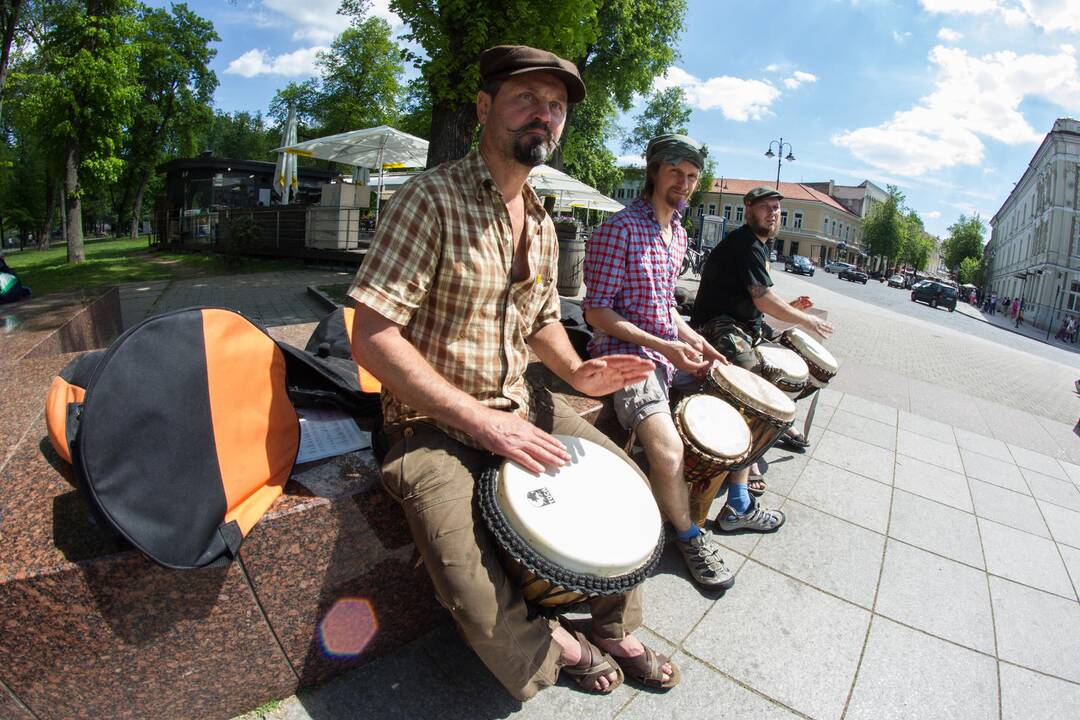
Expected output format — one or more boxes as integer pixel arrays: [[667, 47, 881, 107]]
[[528, 165, 623, 213]]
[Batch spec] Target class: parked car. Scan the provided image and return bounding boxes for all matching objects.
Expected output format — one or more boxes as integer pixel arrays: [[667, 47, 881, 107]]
[[769, 249, 777, 262], [784, 255, 815, 276], [887, 274, 905, 288], [838, 267, 869, 284], [824, 261, 854, 274], [911, 280, 957, 311]]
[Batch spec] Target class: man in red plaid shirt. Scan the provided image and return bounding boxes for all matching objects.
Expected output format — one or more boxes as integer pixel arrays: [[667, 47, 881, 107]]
[[584, 134, 787, 589]]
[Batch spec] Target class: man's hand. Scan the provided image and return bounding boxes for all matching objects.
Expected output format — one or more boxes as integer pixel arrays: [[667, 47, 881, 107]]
[[660, 339, 711, 374], [803, 315, 834, 340], [467, 406, 571, 474], [684, 333, 730, 370], [791, 296, 813, 311], [569, 354, 655, 397]]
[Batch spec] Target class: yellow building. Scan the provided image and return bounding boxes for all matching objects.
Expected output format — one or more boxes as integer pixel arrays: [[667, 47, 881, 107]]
[[691, 178, 864, 266]]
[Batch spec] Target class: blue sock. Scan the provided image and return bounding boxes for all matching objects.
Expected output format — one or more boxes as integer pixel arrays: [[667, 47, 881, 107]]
[[677, 524, 701, 542], [728, 483, 752, 514]]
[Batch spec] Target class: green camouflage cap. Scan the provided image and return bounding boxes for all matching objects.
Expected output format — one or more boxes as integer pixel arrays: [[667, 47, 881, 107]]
[[645, 133, 707, 169], [744, 186, 784, 204]]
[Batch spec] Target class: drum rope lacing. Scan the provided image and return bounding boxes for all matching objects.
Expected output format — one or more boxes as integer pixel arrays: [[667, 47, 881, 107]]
[[476, 461, 665, 603]]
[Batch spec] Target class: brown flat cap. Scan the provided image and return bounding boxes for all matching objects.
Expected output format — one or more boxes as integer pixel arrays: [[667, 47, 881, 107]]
[[479, 45, 586, 103], [744, 186, 784, 204]]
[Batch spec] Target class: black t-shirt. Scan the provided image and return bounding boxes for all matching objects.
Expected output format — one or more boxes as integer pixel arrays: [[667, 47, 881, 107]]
[[690, 223, 772, 330]]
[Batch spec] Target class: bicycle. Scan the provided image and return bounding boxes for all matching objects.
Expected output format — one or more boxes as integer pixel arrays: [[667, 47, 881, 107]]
[[680, 244, 709, 277]]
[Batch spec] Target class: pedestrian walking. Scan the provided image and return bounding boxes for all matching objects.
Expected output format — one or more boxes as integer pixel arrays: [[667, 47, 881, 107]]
[[1014, 298, 1024, 327]]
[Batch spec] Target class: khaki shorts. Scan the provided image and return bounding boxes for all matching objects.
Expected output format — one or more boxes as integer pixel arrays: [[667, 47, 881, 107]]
[[612, 367, 703, 431]]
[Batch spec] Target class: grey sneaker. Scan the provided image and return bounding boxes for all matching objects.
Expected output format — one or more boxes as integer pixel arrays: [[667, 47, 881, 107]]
[[675, 529, 735, 589], [716, 498, 786, 534]]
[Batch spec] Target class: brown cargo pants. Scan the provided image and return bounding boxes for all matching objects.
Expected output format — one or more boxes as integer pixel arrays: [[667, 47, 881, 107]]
[[379, 390, 645, 701]]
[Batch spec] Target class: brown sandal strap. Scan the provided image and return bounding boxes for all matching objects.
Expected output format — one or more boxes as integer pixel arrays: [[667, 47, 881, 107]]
[[610, 645, 681, 690], [557, 618, 624, 694]]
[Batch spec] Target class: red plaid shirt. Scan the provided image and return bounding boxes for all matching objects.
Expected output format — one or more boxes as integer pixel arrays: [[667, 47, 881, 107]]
[[582, 197, 687, 383]]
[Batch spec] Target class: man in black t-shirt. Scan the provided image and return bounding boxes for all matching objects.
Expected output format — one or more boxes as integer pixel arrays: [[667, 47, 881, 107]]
[[691, 186, 834, 489]]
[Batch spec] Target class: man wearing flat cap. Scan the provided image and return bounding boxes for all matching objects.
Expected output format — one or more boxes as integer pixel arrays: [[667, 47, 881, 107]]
[[691, 185, 834, 496], [348, 45, 677, 700], [584, 133, 783, 589]]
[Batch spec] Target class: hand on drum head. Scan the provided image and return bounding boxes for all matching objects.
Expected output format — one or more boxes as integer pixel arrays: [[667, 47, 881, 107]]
[[661, 340, 711, 375], [570, 354, 656, 397], [468, 406, 571, 474], [790, 296, 813, 311], [690, 335, 729, 369], [803, 315, 834, 340]]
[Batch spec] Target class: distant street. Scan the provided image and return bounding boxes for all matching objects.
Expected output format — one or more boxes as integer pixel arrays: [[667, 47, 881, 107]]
[[679, 267, 1079, 462]]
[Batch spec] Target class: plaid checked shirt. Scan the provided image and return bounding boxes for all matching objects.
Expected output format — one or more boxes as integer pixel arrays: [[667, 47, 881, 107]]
[[582, 197, 687, 384], [347, 148, 561, 446]]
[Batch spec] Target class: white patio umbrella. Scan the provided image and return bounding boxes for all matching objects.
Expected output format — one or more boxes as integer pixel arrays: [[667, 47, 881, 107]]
[[272, 105, 299, 204], [528, 164, 623, 213], [275, 125, 429, 223]]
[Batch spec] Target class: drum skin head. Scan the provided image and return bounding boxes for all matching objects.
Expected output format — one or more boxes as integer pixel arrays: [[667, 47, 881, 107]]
[[497, 435, 662, 577], [757, 346, 810, 383], [710, 363, 796, 421], [784, 328, 838, 373], [680, 395, 751, 459]]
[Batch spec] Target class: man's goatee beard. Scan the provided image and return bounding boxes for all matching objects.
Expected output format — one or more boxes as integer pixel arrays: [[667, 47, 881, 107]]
[[513, 137, 553, 167]]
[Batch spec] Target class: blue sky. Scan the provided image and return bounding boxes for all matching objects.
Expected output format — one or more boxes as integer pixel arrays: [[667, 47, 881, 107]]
[[162, 0, 1080, 238]]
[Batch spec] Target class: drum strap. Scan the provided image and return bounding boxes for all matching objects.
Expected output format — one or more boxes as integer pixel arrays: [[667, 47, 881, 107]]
[[802, 391, 822, 438]]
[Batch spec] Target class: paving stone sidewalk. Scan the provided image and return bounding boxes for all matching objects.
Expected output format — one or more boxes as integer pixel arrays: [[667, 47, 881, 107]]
[[112, 271, 1080, 719], [242, 389, 1080, 720], [953, 300, 1080, 357]]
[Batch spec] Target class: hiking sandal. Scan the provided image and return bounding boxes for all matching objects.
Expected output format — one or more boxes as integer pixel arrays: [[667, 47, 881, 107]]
[[557, 617, 624, 694], [610, 644, 681, 691]]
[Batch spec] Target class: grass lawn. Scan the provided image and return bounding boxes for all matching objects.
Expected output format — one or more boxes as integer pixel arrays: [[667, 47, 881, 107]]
[[4, 237, 300, 297]]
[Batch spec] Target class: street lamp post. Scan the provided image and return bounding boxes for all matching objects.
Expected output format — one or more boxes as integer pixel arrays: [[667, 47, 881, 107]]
[[765, 138, 795, 189]]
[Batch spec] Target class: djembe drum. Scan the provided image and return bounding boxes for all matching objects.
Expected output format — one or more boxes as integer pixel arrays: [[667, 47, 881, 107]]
[[672, 393, 752, 527], [477, 435, 664, 611], [703, 362, 796, 467]]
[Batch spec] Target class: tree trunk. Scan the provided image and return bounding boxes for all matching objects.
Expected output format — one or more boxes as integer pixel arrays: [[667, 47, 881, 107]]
[[64, 138, 84, 263], [425, 100, 476, 169], [130, 171, 150, 242], [37, 175, 57, 250], [0, 0, 24, 127]]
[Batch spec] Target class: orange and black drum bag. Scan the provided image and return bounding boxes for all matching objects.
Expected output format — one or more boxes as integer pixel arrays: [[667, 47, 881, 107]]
[[45, 307, 381, 569]]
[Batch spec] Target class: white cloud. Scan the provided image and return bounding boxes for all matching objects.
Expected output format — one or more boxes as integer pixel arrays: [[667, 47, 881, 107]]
[[615, 154, 645, 168], [921, 0, 1080, 30], [657, 66, 799, 121], [937, 27, 963, 41], [1019, 0, 1080, 31], [832, 44, 1080, 176], [764, 63, 787, 73], [784, 70, 818, 89], [924, 210, 942, 218], [225, 46, 326, 77], [260, 0, 402, 43], [892, 30, 913, 43]]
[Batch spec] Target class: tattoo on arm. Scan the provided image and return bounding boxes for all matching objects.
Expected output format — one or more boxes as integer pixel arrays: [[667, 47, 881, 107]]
[[748, 285, 769, 298]]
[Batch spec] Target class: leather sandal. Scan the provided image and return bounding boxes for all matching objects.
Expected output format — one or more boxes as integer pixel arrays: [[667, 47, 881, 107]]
[[609, 644, 681, 691], [776, 429, 810, 453], [557, 617, 624, 694]]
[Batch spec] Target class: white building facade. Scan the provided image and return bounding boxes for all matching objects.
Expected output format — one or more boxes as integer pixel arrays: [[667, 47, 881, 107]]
[[987, 118, 1080, 331]]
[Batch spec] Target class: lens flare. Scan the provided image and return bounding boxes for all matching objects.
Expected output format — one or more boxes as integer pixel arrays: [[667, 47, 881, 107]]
[[317, 597, 379, 658]]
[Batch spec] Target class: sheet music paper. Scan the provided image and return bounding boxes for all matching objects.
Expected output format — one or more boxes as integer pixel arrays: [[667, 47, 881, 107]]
[[296, 407, 370, 464]]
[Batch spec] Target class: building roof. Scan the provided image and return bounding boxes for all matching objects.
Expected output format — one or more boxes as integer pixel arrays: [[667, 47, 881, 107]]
[[708, 178, 860, 218]]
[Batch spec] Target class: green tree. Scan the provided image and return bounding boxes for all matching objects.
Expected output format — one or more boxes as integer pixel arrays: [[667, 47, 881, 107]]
[[396, 77, 432, 140], [196, 110, 278, 161], [115, 2, 218, 240], [268, 79, 321, 132], [861, 185, 904, 271], [15, 0, 140, 262], [621, 86, 691, 154], [942, 214, 986, 271], [313, 17, 404, 136], [958, 256, 980, 285], [558, 94, 621, 195], [344, 0, 686, 168], [897, 209, 934, 271]]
